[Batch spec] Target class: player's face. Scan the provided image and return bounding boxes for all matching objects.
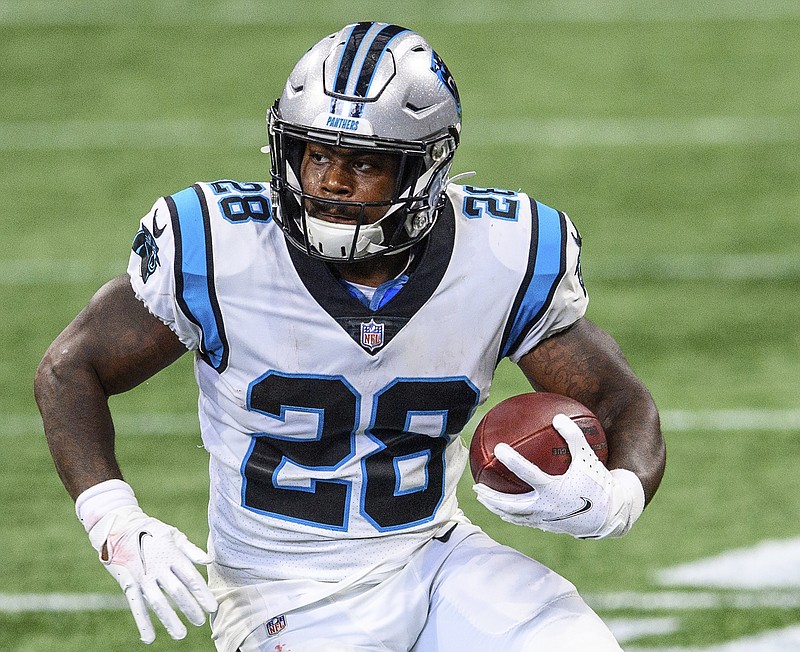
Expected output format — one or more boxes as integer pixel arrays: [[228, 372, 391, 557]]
[[300, 143, 401, 225]]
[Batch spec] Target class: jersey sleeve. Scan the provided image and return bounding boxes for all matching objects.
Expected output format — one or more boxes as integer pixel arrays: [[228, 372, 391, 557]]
[[504, 209, 588, 363], [127, 196, 203, 351]]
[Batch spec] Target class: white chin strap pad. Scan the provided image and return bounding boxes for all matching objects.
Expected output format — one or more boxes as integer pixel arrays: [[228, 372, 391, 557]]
[[305, 215, 387, 259]]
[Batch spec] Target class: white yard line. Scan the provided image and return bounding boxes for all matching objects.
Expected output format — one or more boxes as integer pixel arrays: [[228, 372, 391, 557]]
[[6, 409, 800, 437], [471, 116, 799, 147], [3, 413, 200, 437], [2, 0, 800, 26], [0, 593, 127, 613], [588, 253, 800, 282], [2, 591, 798, 650], [0, 118, 260, 152], [5, 589, 800, 612], [663, 409, 800, 432], [623, 625, 800, 652], [0, 259, 122, 285], [606, 617, 681, 643], [0, 116, 797, 152], [3, 252, 799, 287], [658, 538, 800, 590], [587, 590, 800, 611]]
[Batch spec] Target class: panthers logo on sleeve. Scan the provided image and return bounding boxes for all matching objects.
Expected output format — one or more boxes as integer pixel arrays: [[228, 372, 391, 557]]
[[131, 210, 166, 283]]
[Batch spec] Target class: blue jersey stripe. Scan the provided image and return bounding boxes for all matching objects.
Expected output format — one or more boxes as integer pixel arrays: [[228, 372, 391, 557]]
[[500, 200, 566, 360], [169, 186, 228, 371]]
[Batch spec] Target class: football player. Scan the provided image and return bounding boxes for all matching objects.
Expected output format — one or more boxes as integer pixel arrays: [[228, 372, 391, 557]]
[[35, 22, 665, 651]]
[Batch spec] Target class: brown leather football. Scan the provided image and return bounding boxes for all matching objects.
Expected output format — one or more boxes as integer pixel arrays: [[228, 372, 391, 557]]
[[469, 392, 608, 494]]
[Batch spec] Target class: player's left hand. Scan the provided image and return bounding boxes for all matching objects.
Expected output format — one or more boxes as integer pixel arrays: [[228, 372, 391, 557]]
[[473, 413, 645, 539]]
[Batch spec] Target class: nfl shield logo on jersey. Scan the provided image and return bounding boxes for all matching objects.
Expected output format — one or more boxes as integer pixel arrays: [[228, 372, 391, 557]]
[[265, 614, 287, 637], [360, 319, 385, 351]]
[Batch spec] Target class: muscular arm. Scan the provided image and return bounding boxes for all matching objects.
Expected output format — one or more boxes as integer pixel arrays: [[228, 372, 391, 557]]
[[34, 275, 188, 500], [517, 317, 665, 504]]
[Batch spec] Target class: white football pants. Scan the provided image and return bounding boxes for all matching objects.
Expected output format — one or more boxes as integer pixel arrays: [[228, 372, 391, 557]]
[[233, 523, 621, 652]]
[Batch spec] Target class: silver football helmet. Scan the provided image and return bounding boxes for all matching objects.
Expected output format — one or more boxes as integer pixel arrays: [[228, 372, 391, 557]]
[[267, 22, 461, 261]]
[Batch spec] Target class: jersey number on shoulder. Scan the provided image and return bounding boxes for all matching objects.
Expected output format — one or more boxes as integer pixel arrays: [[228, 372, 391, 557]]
[[242, 372, 479, 532], [210, 180, 272, 224], [463, 185, 520, 221]]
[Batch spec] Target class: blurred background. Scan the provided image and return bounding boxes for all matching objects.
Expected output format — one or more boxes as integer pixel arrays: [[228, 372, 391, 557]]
[[2, 1, 799, 649]]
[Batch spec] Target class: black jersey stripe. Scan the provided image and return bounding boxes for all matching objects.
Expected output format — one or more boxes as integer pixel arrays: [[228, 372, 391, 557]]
[[165, 193, 191, 327], [193, 183, 230, 373], [497, 199, 568, 364], [497, 198, 540, 365], [165, 186, 230, 373]]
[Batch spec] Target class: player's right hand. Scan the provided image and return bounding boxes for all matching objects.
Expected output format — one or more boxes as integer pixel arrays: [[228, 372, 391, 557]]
[[77, 481, 217, 644]]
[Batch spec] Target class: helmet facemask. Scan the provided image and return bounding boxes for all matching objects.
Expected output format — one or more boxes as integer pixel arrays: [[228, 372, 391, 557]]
[[268, 108, 458, 261]]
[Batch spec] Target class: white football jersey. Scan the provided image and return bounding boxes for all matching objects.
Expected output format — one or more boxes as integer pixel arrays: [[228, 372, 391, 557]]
[[127, 180, 587, 585]]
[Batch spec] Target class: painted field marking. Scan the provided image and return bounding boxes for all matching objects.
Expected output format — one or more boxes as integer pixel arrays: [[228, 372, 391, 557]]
[[3, 252, 800, 288], [663, 409, 800, 432], [6, 589, 800, 613], [2, 0, 800, 25], [0, 259, 122, 285], [4, 538, 800, 649], [606, 617, 681, 643], [0, 593, 127, 613], [588, 253, 800, 282], [607, 537, 800, 649], [0, 116, 797, 152], [623, 625, 800, 652], [0, 118, 258, 152], [471, 116, 799, 147], [658, 538, 800, 589], [7, 409, 800, 437], [3, 413, 200, 437], [6, 590, 800, 612], [587, 590, 800, 611]]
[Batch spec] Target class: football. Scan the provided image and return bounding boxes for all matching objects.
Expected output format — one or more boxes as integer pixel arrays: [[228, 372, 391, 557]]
[[469, 392, 608, 494]]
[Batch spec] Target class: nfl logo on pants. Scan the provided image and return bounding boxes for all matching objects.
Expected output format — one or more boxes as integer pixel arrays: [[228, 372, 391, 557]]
[[265, 614, 287, 637]]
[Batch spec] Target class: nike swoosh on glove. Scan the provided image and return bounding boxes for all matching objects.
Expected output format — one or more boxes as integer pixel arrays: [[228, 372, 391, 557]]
[[76, 480, 218, 643], [473, 413, 645, 539]]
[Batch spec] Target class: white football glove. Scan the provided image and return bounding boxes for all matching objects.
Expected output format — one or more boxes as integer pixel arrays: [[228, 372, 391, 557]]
[[75, 480, 218, 643], [473, 413, 645, 539]]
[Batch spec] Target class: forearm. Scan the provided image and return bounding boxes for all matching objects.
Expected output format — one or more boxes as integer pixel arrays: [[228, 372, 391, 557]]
[[35, 342, 123, 501], [519, 318, 666, 505], [587, 378, 664, 505]]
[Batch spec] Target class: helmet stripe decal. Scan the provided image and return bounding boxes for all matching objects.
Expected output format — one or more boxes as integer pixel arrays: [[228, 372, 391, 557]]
[[353, 24, 409, 98], [333, 22, 372, 96]]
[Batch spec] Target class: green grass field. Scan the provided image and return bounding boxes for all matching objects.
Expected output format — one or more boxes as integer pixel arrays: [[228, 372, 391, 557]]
[[3, 1, 800, 650]]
